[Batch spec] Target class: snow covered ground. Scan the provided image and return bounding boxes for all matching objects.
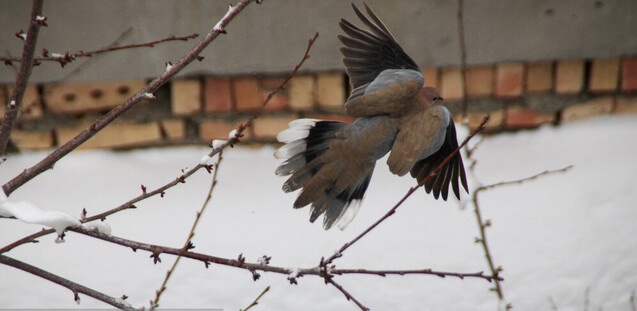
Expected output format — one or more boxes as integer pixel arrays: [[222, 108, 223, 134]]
[[1, 114, 636, 310]]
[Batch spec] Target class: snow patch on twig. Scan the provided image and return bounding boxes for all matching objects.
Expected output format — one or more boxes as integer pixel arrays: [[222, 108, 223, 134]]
[[0, 198, 80, 242]]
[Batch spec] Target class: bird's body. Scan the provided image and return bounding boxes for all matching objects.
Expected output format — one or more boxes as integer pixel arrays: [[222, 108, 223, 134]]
[[275, 3, 468, 229]]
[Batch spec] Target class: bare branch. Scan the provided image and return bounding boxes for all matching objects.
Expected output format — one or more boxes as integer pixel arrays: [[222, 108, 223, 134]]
[[150, 151, 224, 310], [240, 286, 271, 311], [1, 33, 199, 67], [327, 278, 369, 311], [1, 0, 254, 197], [476, 165, 573, 193], [0, 0, 44, 157], [323, 115, 490, 266], [0, 254, 137, 311]]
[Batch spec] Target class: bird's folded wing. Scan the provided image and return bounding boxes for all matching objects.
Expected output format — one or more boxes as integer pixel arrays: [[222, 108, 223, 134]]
[[339, 3, 421, 117], [387, 106, 450, 177]]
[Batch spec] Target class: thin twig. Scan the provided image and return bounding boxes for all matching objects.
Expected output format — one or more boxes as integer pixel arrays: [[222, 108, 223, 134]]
[[0, 254, 137, 311], [1, 33, 199, 68], [240, 286, 271, 311], [0, 30, 319, 255], [471, 165, 573, 300], [327, 278, 369, 311], [1, 0, 254, 197], [150, 151, 224, 310], [0, 0, 44, 157], [322, 115, 490, 267]]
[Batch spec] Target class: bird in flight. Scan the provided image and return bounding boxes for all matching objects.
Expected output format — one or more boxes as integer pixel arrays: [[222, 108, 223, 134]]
[[275, 3, 468, 230]]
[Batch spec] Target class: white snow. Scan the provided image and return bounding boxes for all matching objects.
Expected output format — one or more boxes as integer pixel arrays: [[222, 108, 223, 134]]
[[8, 100, 16, 108], [199, 154, 211, 165], [81, 221, 112, 235], [35, 15, 46, 22], [50, 53, 64, 58], [0, 200, 80, 239], [0, 114, 636, 310], [211, 139, 226, 149], [228, 129, 238, 139], [142, 92, 155, 100], [165, 62, 174, 72]]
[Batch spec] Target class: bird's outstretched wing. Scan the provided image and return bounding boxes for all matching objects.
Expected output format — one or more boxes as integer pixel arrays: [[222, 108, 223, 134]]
[[406, 108, 469, 200], [339, 3, 423, 117]]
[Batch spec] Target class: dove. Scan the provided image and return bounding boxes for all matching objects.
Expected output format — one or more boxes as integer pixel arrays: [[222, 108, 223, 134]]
[[275, 3, 468, 229]]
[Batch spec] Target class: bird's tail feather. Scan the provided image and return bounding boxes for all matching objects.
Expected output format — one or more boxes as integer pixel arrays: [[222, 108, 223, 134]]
[[275, 119, 373, 230]]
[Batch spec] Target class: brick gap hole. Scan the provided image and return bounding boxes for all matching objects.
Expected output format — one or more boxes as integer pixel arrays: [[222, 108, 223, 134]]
[[63, 93, 76, 102], [117, 85, 130, 95], [90, 89, 103, 99]]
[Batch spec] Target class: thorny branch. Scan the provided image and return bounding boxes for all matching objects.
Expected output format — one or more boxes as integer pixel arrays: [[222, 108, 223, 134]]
[[0, 255, 136, 311], [0, 0, 44, 157], [150, 151, 224, 310], [1, 34, 200, 68], [1, 0, 254, 197], [470, 164, 573, 301]]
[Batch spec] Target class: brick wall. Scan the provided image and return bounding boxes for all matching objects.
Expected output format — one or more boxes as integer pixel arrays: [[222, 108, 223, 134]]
[[2, 56, 637, 151]]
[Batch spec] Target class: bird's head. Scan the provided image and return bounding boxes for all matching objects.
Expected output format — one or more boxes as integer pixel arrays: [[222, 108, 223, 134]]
[[419, 86, 444, 108]]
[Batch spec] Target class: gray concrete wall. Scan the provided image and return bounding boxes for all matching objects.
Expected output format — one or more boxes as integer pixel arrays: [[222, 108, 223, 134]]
[[1, 0, 636, 83]]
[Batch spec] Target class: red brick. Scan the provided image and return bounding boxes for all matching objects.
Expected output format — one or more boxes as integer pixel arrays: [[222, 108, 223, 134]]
[[204, 77, 232, 113], [316, 72, 345, 111], [526, 61, 553, 93], [160, 119, 186, 141], [171, 79, 201, 116], [10, 130, 53, 150], [615, 96, 637, 114], [422, 67, 439, 89], [440, 66, 464, 101], [44, 80, 146, 114], [589, 58, 619, 93], [288, 74, 315, 110], [253, 114, 298, 141], [260, 77, 289, 111], [621, 57, 637, 92], [495, 62, 524, 98], [234, 77, 262, 111], [555, 60, 584, 94], [456, 110, 505, 131], [56, 121, 162, 150], [561, 96, 613, 122], [199, 119, 250, 141], [465, 65, 494, 97], [505, 107, 555, 128]]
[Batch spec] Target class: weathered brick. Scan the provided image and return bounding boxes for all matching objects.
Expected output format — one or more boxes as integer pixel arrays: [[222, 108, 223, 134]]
[[288, 74, 315, 110], [56, 121, 162, 149], [253, 114, 298, 141], [5, 84, 43, 120], [199, 119, 250, 141], [505, 107, 555, 128], [44, 80, 146, 114], [261, 77, 289, 111], [10, 130, 53, 150], [561, 96, 613, 122], [160, 119, 186, 141], [422, 67, 439, 88], [204, 77, 232, 113], [171, 79, 201, 116], [466, 65, 494, 97], [589, 58, 619, 93], [316, 72, 345, 111], [555, 60, 584, 94], [456, 110, 505, 131], [615, 96, 637, 114], [234, 77, 262, 111], [526, 61, 553, 93], [495, 62, 524, 98], [440, 66, 464, 101], [621, 57, 637, 92]]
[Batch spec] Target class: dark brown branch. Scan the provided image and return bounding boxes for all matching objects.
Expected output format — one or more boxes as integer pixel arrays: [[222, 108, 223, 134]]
[[1, 0, 254, 197], [0, 0, 44, 157], [323, 115, 490, 266], [0, 254, 137, 311], [327, 278, 369, 311], [1, 33, 199, 68]]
